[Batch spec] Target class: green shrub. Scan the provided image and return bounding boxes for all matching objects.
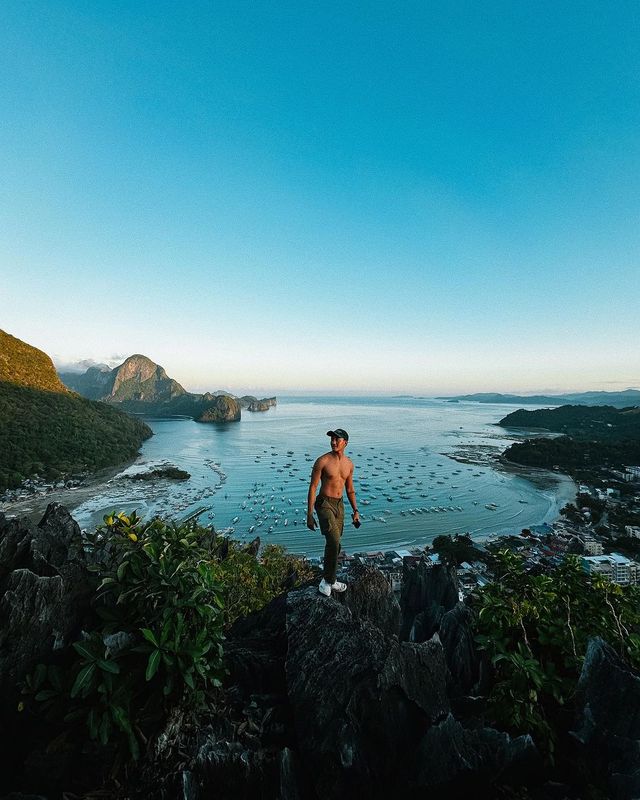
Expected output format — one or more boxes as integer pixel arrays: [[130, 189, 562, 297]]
[[473, 551, 640, 759], [25, 511, 313, 762]]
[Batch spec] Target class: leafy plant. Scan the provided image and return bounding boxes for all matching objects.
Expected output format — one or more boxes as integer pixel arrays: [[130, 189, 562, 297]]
[[472, 550, 640, 759], [25, 511, 313, 763]]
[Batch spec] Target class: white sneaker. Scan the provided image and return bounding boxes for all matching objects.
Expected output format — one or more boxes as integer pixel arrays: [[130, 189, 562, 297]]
[[319, 579, 332, 596], [331, 581, 347, 592]]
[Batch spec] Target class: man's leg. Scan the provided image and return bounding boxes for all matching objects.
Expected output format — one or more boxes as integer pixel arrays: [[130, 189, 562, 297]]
[[315, 498, 340, 583]]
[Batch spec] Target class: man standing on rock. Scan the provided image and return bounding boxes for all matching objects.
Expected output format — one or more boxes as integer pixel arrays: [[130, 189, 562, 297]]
[[307, 428, 360, 596]]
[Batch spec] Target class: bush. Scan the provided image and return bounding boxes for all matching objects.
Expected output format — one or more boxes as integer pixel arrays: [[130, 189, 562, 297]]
[[472, 551, 640, 759], [24, 511, 313, 763]]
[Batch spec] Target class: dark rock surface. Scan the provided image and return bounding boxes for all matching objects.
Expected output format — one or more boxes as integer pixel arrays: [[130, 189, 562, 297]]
[[342, 562, 401, 636], [285, 585, 450, 799], [572, 637, 640, 800], [415, 713, 537, 789], [0, 504, 92, 700], [400, 559, 459, 641], [439, 601, 482, 696], [0, 504, 95, 796]]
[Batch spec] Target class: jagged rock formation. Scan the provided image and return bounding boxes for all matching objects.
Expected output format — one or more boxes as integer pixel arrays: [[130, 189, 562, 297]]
[[0, 504, 92, 701], [0, 505, 96, 793], [401, 558, 459, 641], [572, 637, 640, 799], [2, 505, 637, 799]]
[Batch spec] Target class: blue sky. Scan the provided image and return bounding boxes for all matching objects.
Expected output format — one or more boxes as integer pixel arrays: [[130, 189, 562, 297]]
[[1, 2, 639, 394]]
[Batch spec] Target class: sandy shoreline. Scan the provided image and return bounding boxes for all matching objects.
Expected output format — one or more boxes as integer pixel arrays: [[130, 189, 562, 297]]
[[0, 459, 137, 525]]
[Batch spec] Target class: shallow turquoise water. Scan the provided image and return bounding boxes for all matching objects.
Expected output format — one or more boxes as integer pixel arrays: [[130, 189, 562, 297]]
[[72, 397, 575, 556]]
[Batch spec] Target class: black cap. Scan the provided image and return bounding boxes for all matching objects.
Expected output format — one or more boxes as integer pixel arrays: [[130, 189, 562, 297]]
[[327, 428, 349, 441]]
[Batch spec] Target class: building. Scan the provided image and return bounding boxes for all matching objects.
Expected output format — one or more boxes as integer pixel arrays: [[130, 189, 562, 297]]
[[625, 525, 640, 539], [625, 466, 640, 481], [582, 553, 639, 586], [580, 535, 604, 556]]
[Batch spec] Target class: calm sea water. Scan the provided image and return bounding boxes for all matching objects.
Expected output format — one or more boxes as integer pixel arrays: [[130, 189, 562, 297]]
[[72, 397, 575, 556]]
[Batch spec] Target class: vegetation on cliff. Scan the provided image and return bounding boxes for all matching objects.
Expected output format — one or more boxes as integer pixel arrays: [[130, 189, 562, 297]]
[[25, 512, 313, 761], [0, 329, 70, 393], [0, 382, 152, 491], [473, 550, 640, 758]]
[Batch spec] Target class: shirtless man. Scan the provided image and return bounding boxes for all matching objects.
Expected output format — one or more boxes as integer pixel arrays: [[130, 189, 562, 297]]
[[307, 428, 360, 596]]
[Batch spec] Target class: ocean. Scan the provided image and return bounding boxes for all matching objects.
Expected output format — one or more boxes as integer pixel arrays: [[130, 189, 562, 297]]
[[70, 396, 575, 556]]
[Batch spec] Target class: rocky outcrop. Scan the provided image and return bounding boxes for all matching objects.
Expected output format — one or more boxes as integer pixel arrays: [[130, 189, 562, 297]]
[[400, 559, 459, 641], [238, 396, 277, 412], [0, 504, 93, 701], [342, 562, 401, 637], [572, 637, 640, 799], [197, 395, 241, 423], [190, 572, 537, 800], [0, 505, 95, 794], [10, 506, 618, 799], [285, 586, 450, 798]]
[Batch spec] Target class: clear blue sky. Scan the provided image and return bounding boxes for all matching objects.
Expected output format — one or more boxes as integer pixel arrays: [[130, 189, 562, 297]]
[[1, 1, 638, 394]]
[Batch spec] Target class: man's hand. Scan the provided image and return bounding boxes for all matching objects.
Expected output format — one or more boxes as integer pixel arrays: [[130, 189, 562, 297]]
[[307, 513, 317, 531], [352, 510, 361, 528]]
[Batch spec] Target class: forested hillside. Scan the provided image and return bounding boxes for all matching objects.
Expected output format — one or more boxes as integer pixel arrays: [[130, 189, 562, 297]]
[[0, 383, 152, 491], [0, 330, 152, 491]]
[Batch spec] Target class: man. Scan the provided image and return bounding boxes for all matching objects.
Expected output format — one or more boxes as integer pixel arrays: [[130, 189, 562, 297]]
[[307, 428, 360, 596]]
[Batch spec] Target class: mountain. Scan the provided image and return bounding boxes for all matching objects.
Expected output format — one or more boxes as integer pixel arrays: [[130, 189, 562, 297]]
[[59, 355, 187, 403], [0, 331, 152, 492], [59, 356, 276, 422], [437, 390, 640, 408], [0, 330, 70, 393]]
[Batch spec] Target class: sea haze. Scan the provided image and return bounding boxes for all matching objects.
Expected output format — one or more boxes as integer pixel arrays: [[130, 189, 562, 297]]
[[72, 397, 576, 555]]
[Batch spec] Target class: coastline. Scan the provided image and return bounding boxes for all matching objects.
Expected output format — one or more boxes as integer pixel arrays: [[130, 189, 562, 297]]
[[0, 459, 137, 525]]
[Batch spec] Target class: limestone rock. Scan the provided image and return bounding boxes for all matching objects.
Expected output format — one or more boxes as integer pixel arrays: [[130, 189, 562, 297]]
[[239, 396, 277, 412], [415, 713, 538, 789], [572, 637, 640, 799], [344, 562, 401, 637], [0, 504, 92, 700], [400, 559, 459, 641], [109, 354, 187, 402], [285, 586, 450, 798], [197, 395, 241, 423], [439, 602, 482, 696]]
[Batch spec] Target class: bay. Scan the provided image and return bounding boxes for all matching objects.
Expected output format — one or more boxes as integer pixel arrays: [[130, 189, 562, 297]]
[[71, 397, 575, 556]]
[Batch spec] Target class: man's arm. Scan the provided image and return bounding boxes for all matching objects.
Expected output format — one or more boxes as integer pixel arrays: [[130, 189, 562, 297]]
[[307, 458, 323, 530], [345, 463, 359, 522]]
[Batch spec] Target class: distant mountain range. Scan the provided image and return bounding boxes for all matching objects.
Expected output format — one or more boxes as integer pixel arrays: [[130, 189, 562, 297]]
[[58, 355, 276, 421], [437, 390, 640, 409], [0, 330, 152, 491]]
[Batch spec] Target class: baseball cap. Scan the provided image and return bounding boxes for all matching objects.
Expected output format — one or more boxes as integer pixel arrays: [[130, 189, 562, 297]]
[[327, 428, 349, 441]]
